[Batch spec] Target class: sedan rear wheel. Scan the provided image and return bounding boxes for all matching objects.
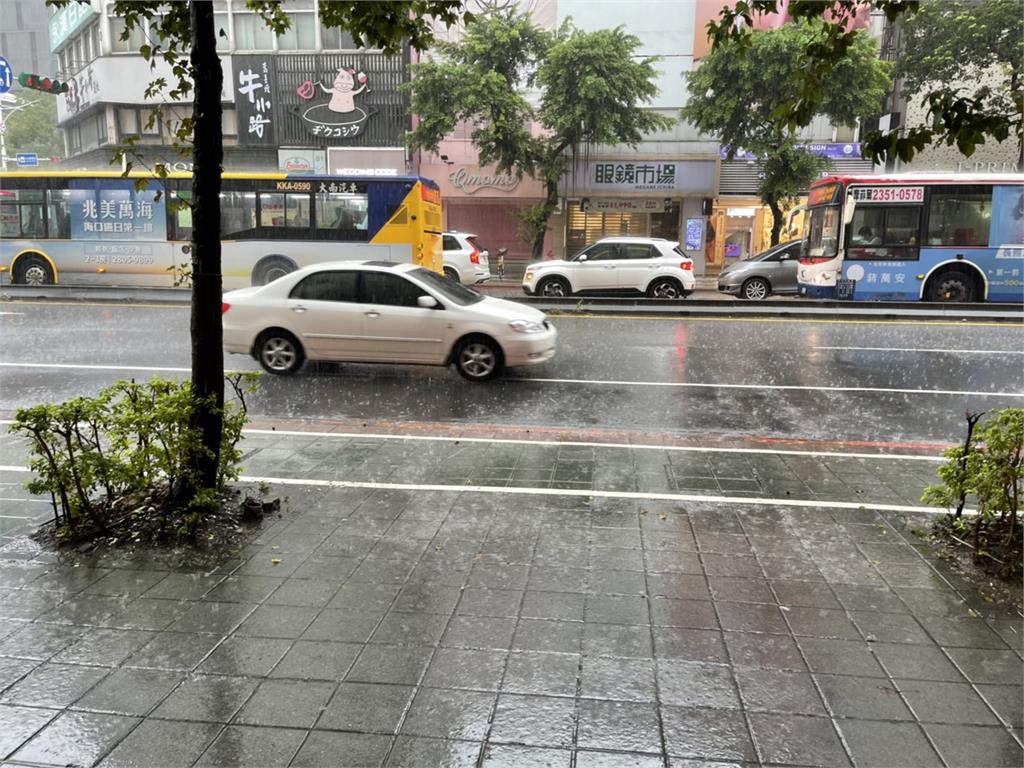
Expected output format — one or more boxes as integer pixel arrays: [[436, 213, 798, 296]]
[[257, 330, 304, 375], [455, 335, 503, 382], [742, 277, 770, 301]]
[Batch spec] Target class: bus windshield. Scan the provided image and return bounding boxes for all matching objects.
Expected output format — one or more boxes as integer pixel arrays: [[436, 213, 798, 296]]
[[801, 205, 840, 260]]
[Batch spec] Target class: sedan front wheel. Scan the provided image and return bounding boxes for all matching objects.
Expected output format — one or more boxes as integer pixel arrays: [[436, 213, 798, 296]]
[[454, 335, 503, 382]]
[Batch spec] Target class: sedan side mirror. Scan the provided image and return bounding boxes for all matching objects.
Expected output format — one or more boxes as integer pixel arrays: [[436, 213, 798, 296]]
[[417, 295, 439, 309], [577, 254, 588, 262]]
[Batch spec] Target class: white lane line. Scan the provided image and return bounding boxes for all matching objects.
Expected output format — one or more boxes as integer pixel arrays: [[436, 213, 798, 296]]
[[512, 377, 1024, 398], [814, 345, 1024, 355], [0, 362, 1019, 398], [0, 312, 25, 316], [241, 428, 943, 461], [0, 464, 949, 514], [0, 362, 191, 373], [240, 474, 953, 515]]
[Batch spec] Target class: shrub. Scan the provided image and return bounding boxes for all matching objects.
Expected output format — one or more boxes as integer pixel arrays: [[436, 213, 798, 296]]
[[11, 372, 259, 542]]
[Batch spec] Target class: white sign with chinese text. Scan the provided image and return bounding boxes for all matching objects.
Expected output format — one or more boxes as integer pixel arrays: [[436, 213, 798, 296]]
[[571, 160, 716, 194]]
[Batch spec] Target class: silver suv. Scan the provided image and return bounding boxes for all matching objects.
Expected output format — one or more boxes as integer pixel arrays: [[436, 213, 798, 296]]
[[442, 231, 492, 285], [522, 237, 696, 298]]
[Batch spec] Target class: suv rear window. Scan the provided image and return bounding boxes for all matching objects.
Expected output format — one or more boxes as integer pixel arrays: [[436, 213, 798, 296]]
[[467, 236, 487, 253]]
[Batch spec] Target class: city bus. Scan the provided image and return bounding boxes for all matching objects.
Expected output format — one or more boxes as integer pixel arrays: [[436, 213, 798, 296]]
[[0, 171, 443, 290], [797, 173, 1024, 302]]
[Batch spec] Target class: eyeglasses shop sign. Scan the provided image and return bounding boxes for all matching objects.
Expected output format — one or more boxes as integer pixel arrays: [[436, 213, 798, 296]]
[[582, 161, 716, 193]]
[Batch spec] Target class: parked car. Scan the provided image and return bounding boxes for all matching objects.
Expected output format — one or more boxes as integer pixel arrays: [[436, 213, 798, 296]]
[[442, 231, 492, 285], [717, 240, 801, 300], [223, 261, 555, 381], [522, 237, 696, 298]]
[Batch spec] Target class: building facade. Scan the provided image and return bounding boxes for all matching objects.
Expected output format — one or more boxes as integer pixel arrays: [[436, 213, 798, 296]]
[[48, 0, 412, 175], [2, 0, 58, 82]]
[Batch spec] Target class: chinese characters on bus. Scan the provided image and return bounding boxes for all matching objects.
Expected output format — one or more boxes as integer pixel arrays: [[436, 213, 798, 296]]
[[69, 182, 167, 241], [79, 198, 155, 234]]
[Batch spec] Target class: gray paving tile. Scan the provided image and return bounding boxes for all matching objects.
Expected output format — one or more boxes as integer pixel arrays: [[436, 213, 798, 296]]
[[653, 628, 727, 663], [581, 656, 656, 702], [233, 604, 319, 639], [650, 598, 718, 630], [371, 611, 449, 646], [656, 659, 739, 709], [815, 674, 914, 720], [316, 681, 414, 733], [925, 723, 1024, 768], [898, 679, 1002, 725], [11, 710, 138, 767], [53, 627, 156, 666], [872, 642, 966, 682], [442, 616, 517, 650], [502, 651, 580, 697], [521, 591, 585, 622], [577, 699, 661, 753], [0, 704, 58, 760], [195, 724, 305, 767], [386, 736, 481, 767], [0, 622, 86, 660], [514, 619, 583, 654], [850, 610, 931, 644], [715, 602, 788, 634], [97, 718, 220, 768], [944, 647, 1024, 685], [661, 705, 756, 762], [723, 632, 807, 671], [347, 644, 432, 685], [292, 731, 391, 767], [74, 668, 183, 715], [401, 687, 495, 741], [735, 667, 827, 715], [167, 601, 256, 635], [301, 608, 381, 642], [797, 637, 886, 678], [125, 631, 222, 671], [234, 678, 335, 728], [0, 661, 108, 708], [151, 674, 258, 722], [978, 684, 1024, 730], [270, 640, 360, 681], [0, 657, 38, 694], [585, 594, 651, 625], [748, 713, 850, 767], [489, 693, 575, 748], [583, 622, 652, 659], [456, 588, 523, 618], [196, 636, 292, 677]]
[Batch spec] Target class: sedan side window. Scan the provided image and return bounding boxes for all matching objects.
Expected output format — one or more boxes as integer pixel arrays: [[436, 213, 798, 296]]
[[289, 271, 359, 302], [361, 272, 427, 307]]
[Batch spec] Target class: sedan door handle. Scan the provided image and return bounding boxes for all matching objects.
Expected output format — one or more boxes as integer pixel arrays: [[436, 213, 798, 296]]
[[364, 311, 380, 318], [603, 265, 616, 269], [291, 306, 307, 313]]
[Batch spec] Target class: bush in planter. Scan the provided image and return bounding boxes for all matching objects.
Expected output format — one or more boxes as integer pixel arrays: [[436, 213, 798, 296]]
[[923, 408, 1022, 575], [12, 373, 259, 542]]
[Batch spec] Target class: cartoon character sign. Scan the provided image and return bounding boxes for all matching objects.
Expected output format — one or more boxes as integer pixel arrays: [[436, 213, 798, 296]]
[[294, 67, 372, 139]]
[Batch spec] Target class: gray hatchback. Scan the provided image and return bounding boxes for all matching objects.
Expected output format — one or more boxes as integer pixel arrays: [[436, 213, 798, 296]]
[[717, 240, 801, 300]]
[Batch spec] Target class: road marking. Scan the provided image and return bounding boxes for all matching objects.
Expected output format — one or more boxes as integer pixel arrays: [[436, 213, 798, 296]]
[[238, 474, 953, 515], [550, 313, 1023, 328], [241, 428, 943, 461], [814, 345, 1024, 355], [512, 377, 1024, 398], [1, 362, 1018, 399], [0, 464, 950, 513], [0, 312, 25, 316]]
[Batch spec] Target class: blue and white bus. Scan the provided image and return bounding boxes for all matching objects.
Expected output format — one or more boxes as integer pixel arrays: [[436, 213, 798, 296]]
[[0, 170, 444, 290], [797, 173, 1024, 302]]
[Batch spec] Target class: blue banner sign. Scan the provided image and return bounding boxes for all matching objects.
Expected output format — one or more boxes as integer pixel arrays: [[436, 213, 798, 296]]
[[721, 144, 862, 161]]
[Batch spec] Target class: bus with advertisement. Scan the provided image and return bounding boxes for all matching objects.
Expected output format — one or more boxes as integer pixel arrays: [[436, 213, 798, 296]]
[[0, 171, 443, 290], [797, 173, 1024, 302]]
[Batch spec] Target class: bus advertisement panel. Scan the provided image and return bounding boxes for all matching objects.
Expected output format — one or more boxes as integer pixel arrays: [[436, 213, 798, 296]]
[[798, 174, 1024, 303], [0, 171, 443, 290]]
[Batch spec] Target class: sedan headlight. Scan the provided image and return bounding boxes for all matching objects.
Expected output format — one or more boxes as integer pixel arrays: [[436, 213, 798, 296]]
[[508, 319, 547, 334]]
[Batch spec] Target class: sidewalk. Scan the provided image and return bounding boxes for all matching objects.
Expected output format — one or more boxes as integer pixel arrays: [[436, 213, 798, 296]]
[[0, 427, 1021, 767]]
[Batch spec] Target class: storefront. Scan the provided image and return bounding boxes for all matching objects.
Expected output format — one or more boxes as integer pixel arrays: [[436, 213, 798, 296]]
[[709, 143, 872, 273], [418, 159, 548, 275], [555, 158, 719, 273]]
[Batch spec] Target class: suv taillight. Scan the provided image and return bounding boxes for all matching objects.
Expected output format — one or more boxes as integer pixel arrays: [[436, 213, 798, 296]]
[[680, 261, 693, 271], [470, 246, 480, 264], [221, 302, 231, 314]]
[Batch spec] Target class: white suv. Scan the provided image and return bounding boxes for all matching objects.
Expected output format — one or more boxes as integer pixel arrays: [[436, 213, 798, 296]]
[[523, 237, 696, 298], [443, 231, 492, 285]]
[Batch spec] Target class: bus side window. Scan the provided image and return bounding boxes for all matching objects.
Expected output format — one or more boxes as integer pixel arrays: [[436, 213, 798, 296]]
[[220, 191, 256, 238], [47, 188, 71, 239], [169, 190, 193, 241], [315, 192, 369, 241]]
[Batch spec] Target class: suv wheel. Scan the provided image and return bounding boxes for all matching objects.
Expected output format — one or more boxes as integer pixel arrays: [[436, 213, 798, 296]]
[[742, 278, 770, 301], [647, 277, 683, 299], [537, 277, 570, 297]]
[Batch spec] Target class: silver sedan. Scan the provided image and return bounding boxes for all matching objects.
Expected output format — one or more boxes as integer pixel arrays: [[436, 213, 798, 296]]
[[717, 240, 802, 300]]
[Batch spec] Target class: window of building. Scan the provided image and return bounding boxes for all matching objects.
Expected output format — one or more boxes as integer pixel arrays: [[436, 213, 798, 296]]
[[110, 16, 147, 53], [926, 189, 992, 247], [277, 12, 316, 49], [320, 24, 355, 50], [118, 108, 138, 136], [233, 13, 274, 50], [214, 12, 229, 49]]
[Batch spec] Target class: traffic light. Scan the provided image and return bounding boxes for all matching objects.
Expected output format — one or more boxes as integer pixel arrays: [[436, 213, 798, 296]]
[[17, 73, 68, 95]]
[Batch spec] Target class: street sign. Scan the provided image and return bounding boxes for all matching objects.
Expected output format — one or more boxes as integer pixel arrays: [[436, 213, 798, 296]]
[[0, 56, 12, 94], [16, 153, 38, 167]]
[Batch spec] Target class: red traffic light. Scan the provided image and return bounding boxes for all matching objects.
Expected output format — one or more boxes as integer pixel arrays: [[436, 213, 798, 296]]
[[17, 72, 68, 94]]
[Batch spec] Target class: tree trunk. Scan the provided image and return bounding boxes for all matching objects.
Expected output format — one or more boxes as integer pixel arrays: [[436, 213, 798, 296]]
[[184, 0, 224, 501], [530, 180, 559, 260], [766, 198, 784, 246]]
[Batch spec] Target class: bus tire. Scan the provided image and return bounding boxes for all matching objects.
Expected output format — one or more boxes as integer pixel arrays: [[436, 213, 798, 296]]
[[13, 254, 55, 286], [453, 334, 503, 382], [926, 269, 977, 303], [251, 255, 297, 286], [255, 329, 304, 375]]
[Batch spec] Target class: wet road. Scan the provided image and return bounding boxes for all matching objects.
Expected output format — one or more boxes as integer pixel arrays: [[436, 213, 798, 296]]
[[1, 301, 1022, 445]]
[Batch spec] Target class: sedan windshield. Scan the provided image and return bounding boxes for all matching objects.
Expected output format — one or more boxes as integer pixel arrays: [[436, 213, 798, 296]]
[[410, 267, 485, 306]]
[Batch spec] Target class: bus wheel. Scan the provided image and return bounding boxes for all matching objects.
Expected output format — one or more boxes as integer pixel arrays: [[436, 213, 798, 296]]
[[256, 330, 304, 375], [251, 256, 296, 286], [13, 254, 54, 286], [927, 270, 976, 303]]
